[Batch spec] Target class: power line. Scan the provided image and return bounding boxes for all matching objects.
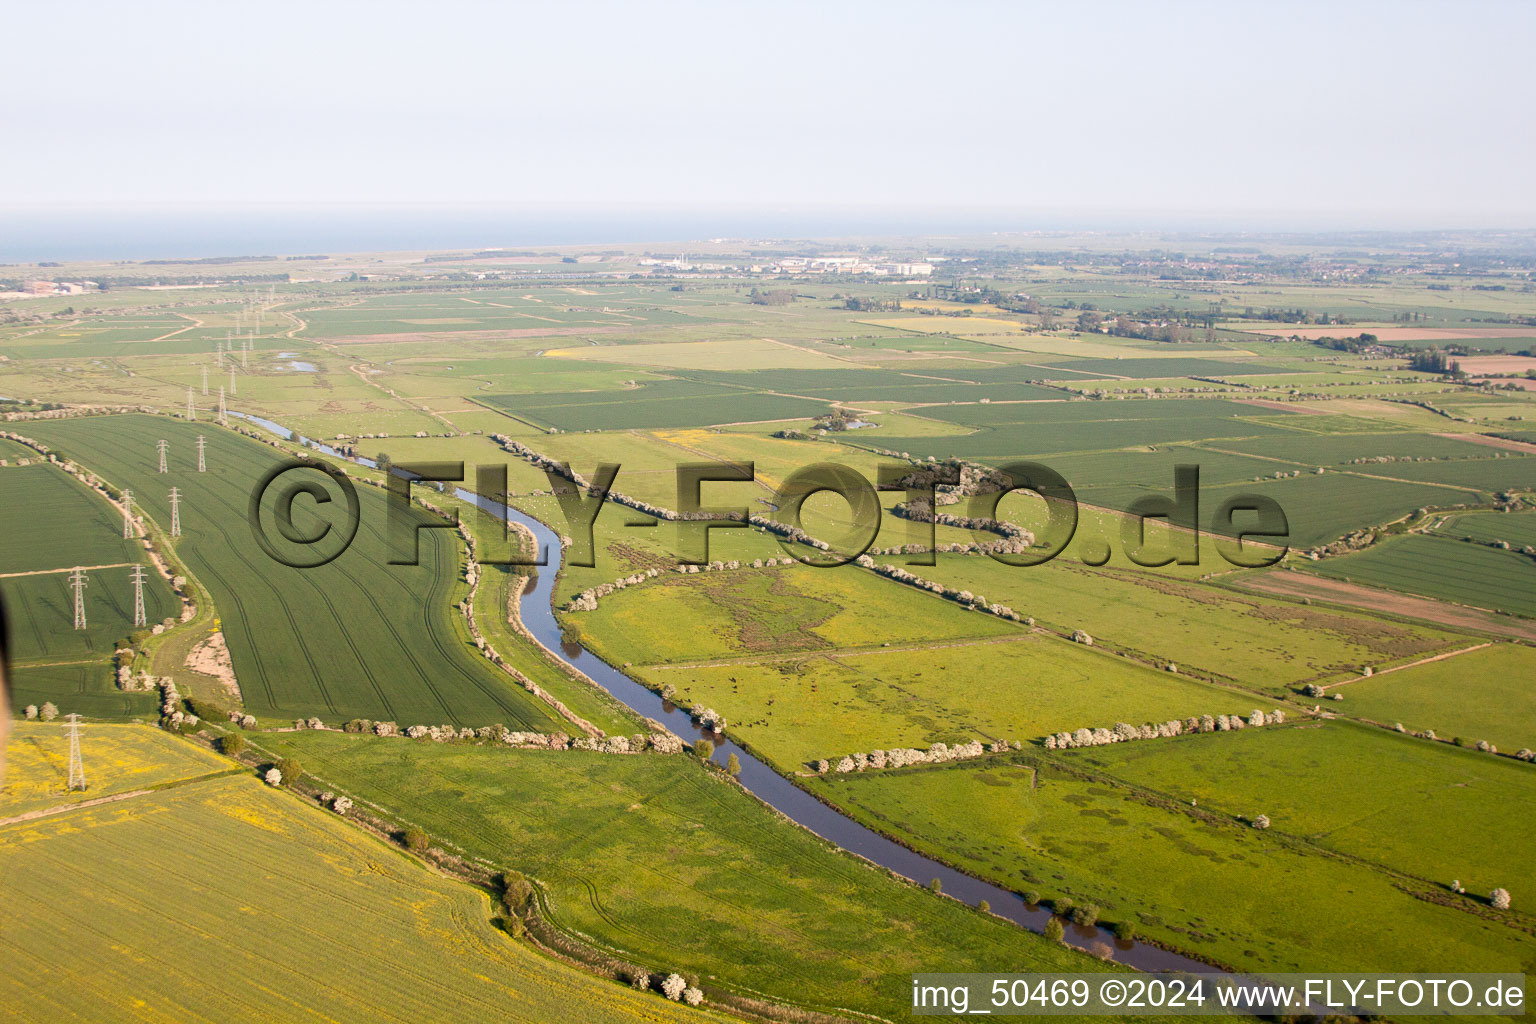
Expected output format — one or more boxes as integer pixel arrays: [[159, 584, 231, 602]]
[[69, 567, 88, 630], [130, 565, 147, 628], [66, 714, 87, 792]]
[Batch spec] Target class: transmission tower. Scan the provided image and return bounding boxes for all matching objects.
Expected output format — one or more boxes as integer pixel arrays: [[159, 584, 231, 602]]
[[186, 386, 196, 421], [130, 565, 147, 627], [217, 386, 227, 424], [69, 567, 88, 630], [66, 714, 87, 792], [196, 434, 207, 472], [201, 364, 209, 396], [156, 439, 168, 473], [229, 366, 237, 396], [122, 489, 134, 538], [241, 333, 249, 368], [169, 487, 182, 537]]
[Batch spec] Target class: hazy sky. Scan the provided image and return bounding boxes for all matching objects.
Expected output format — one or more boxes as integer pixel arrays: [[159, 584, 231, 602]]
[[5, 0, 1534, 227]]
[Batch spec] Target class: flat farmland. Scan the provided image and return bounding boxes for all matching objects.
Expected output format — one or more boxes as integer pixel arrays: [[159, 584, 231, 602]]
[[1306, 534, 1536, 618], [21, 415, 569, 730], [0, 463, 149, 573], [637, 630, 1251, 772], [813, 743, 1536, 974], [481, 379, 829, 430], [1330, 642, 1536, 752], [575, 560, 1017, 667], [1042, 358, 1305, 379], [1068, 718, 1536, 893], [1432, 509, 1536, 548], [0, 721, 229, 817], [257, 732, 1097, 1021], [0, 758, 711, 1023], [909, 555, 1461, 693]]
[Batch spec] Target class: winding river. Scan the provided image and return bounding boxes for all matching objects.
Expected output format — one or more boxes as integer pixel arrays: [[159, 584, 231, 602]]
[[232, 411, 1217, 973]]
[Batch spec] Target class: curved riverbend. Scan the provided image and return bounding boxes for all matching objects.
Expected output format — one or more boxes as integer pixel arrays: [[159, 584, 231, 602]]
[[233, 410, 1219, 972]]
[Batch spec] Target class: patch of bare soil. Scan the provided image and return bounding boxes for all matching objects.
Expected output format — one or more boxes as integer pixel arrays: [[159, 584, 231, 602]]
[[1232, 572, 1536, 642], [186, 631, 242, 701], [1236, 399, 1332, 414], [1435, 432, 1536, 452]]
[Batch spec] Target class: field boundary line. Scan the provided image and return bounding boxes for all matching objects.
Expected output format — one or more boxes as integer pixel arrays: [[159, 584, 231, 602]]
[[1319, 641, 1495, 692], [0, 561, 135, 579]]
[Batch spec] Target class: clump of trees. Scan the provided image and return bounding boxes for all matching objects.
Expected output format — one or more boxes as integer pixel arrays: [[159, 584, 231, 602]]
[[1044, 917, 1065, 943], [274, 758, 302, 786], [220, 733, 246, 757], [1045, 710, 1285, 750], [402, 826, 430, 852]]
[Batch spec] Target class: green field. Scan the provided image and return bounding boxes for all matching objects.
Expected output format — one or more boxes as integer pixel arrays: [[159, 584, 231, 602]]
[[1434, 509, 1536, 549], [909, 554, 1461, 693], [812, 728, 1536, 974], [1333, 642, 1536, 752], [636, 630, 1258, 772], [0, 463, 151, 574], [20, 415, 570, 730], [257, 730, 1101, 1020], [481, 379, 830, 430], [0, 731, 714, 1024], [1307, 534, 1536, 618]]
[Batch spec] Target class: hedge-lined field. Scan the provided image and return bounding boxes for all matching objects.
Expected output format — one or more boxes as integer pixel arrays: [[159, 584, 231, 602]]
[[22, 415, 568, 729], [813, 725, 1536, 975], [1334, 642, 1536, 752]]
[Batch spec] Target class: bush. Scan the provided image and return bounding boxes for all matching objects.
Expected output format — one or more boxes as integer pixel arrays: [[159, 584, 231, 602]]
[[343, 718, 373, 733], [39, 702, 58, 722], [1022, 890, 1041, 906], [219, 733, 246, 757], [928, 878, 942, 894], [661, 973, 687, 1001], [186, 697, 227, 721], [500, 872, 535, 915], [402, 826, 430, 853], [1052, 896, 1074, 916], [1044, 917, 1065, 943], [274, 757, 302, 786], [977, 899, 990, 914], [1490, 888, 1512, 910], [1072, 904, 1099, 927], [726, 753, 741, 776], [693, 738, 714, 761], [1114, 920, 1137, 941]]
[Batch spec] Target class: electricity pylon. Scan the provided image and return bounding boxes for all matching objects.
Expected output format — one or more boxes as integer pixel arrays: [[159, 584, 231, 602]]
[[156, 440, 168, 473], [186, 387, 196, 421], [217, 387, 227, 425], [169, 487, 182, 537], [131, 565, 147, 627], [66, 714, 87, 792], [201, 364, 209, 395], [122, 489, 134, 538], [69, 567, 88, 629], [196, 434, 207, 472], [229, 366, 237, 396]]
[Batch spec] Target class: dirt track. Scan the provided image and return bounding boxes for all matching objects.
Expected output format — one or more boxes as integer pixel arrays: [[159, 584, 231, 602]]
[[1234, 572, 1536, 641]]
